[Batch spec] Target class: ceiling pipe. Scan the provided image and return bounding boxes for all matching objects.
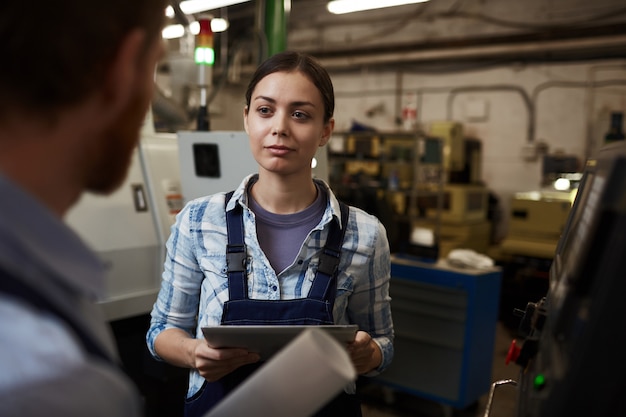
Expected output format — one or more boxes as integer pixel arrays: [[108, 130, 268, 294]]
[[265, 0, 288, 56], [312, 34, 626, 71]]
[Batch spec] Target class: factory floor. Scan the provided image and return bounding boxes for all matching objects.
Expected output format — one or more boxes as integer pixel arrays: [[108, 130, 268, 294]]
[[360, 320, 521, 417]]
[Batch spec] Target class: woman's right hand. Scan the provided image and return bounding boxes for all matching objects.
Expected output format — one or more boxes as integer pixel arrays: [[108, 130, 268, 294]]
[[192, 340, 260, 382], [154, 328, 260, 382]]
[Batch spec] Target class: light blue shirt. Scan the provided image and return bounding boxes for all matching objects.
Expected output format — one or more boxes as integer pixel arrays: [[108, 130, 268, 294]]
[[0, 174, 142, 416], [147, 174, 394, 398]]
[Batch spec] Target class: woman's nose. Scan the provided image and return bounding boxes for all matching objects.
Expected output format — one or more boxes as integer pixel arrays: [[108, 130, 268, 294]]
[[271, 114, 289, 136]]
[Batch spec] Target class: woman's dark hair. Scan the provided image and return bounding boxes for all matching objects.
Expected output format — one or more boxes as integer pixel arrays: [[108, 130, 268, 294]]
[[245, 51, 335, 123]]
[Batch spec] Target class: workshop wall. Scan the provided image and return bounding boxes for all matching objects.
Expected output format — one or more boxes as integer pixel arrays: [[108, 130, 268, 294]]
[[328, 60, 626, 240]]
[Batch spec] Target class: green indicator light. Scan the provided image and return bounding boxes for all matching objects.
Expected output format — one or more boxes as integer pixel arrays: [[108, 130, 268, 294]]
[[194, 47, 215, 65], [534, 374, 546, 389]]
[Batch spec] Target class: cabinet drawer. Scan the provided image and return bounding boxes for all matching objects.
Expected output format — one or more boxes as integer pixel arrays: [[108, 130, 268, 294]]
[[391, 279, 468, 309], [390, 279, 467, 349], [377, 337, 463, 402]]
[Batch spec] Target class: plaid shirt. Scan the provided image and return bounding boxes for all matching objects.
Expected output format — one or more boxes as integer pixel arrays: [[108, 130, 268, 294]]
[[147, 175, 394, 398]]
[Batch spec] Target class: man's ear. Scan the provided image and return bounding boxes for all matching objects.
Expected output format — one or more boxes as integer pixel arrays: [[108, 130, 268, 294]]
[[99, 29, 149, 121]]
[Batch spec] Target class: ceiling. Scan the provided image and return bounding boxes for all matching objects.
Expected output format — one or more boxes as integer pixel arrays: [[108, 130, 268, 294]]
[[165, 0, 626, 71], [155, 0, 626, 131]]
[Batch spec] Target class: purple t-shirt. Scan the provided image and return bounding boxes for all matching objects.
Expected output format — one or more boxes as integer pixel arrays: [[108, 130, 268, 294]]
[[248, 184, 326, 274]]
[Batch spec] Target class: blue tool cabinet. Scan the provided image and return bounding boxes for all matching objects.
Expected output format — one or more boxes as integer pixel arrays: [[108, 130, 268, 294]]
[[374, 255, 502, 410]]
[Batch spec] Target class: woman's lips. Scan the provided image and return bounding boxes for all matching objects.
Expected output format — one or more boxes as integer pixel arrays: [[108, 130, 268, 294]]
[[266, 145, 292, 156]]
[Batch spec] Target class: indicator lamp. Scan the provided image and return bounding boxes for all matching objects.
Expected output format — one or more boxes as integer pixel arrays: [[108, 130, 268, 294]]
[[195, 18, 214, 66], [533, 374, 546, 390]]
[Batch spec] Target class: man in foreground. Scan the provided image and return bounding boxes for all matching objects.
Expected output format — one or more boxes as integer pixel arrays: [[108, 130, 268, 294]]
[[0, 1, 167, 415]]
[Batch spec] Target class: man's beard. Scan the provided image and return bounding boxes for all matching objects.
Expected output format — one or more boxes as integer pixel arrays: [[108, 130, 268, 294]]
[[85, 90, 151, 195]]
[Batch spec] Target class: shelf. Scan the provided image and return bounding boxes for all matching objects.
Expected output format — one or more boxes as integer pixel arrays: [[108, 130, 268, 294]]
[[328, 131, 445, 252]]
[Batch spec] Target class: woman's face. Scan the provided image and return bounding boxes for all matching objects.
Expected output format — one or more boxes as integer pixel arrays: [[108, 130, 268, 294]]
[[244, 70, 334, 178]]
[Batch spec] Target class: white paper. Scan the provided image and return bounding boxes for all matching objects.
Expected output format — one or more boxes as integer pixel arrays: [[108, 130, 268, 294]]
[[204, 327, 357, 417]]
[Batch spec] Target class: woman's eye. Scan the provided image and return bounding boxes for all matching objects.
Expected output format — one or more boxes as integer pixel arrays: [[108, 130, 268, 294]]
[[258, 107, 272, 115], [293, 111, 308, 119]]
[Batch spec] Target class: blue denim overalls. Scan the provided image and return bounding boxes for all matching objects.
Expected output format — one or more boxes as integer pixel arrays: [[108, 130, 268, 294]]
[[184, 193, 362, 417]]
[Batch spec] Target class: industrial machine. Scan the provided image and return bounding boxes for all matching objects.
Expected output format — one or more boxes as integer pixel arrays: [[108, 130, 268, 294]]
[[485, 140, 626, 416], [177, 131, 257, 202], [420, 183, 492, 258], [428, 121, 466, 180], [499, 150, 581, 260], [500, 190, 575, 260], [413, 121, 492, 259], [424, 183, 489, 224], [65, 131, 181, 321]]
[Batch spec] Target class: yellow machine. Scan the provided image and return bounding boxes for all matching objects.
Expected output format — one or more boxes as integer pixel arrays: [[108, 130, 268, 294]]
[[425, 183, 489, 223], [408, 183, 492, 258], [500, 190, 576, 259], [428, 121, 465, 178]]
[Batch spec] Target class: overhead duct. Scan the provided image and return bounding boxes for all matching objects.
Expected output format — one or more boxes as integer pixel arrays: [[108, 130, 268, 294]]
[[308, 30, 626, 71]]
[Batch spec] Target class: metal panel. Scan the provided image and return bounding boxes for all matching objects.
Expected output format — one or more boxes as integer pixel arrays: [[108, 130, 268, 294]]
[[178, 130, 330, 203], [65, 144, 167, 320]]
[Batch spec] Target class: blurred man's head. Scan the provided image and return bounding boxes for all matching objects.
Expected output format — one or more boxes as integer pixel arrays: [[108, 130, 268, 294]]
[[0, 1, 168, 198], [0, 1, 166, 122]]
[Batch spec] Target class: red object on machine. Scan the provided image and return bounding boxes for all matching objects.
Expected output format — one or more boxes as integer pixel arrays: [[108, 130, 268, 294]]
[[506, 339, 521, 365]]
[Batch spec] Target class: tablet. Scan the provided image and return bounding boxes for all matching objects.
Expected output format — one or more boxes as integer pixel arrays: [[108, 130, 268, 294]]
[[201, 325, 358, 360]]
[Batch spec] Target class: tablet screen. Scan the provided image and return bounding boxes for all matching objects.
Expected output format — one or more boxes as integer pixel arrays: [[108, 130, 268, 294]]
[[201, 325, 358, 359]]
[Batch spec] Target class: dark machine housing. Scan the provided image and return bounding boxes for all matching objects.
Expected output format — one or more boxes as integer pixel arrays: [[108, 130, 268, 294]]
[[514, 140, 626, 416]]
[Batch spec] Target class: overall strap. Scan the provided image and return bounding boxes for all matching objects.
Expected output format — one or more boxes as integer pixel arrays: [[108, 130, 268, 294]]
[[225, 192, 350, 302], [308, 201, 350, 301], [0, 267, 113, 363], [225, 191, 247, 300]]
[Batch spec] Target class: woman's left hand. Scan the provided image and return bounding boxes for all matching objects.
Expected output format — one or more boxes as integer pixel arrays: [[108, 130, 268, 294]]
[[347, 330, 382, 374]]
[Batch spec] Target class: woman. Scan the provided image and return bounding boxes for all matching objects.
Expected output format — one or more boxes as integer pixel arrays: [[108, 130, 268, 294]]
[[147, 51, 394, 417]]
